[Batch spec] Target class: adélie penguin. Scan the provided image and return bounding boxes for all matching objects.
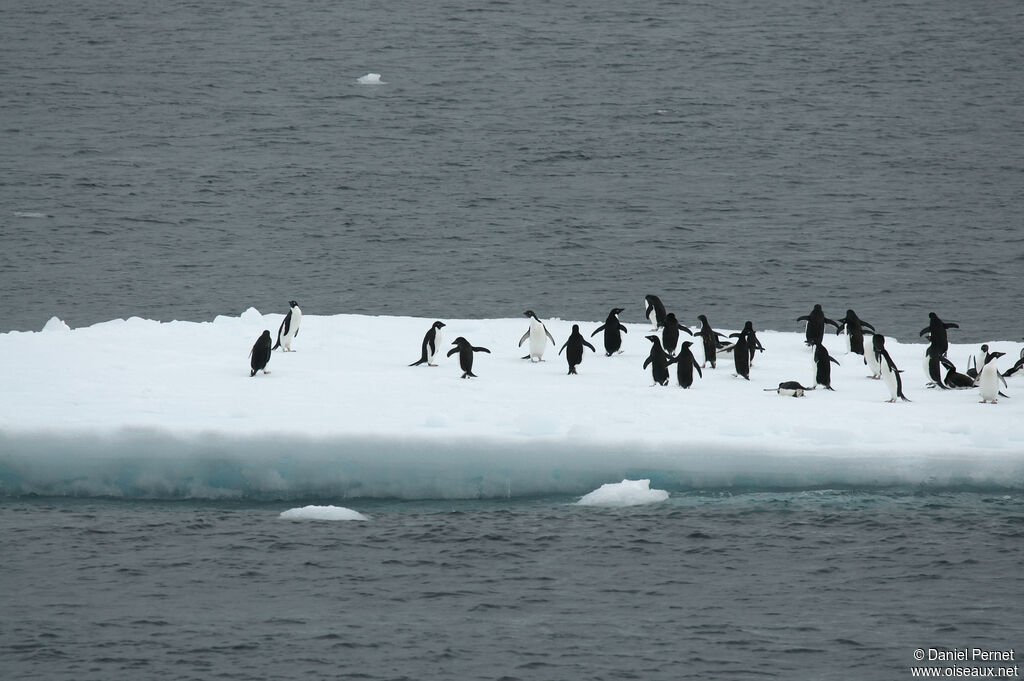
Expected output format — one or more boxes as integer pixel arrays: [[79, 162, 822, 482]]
[[409, 321, 446, 366], [797, 304, 841, 347], [877, 340, 910, 402], [727, 328, 751, 380], [763, 381, 815, 397], [865, 334, 884, 379], [966, 344, 989, 380], [919, 312, 959, 357], [559, 324, 596, 375], [812, 342, 840, 391], [519, 310, 557, 362], [447, 337, 491, 379], [643, 335, 672, 386], [273, 300, 302, 352], [939, 356, 975, 390], [591, 307, 628, 356], [669, 340, 702, 388], [695, 314, 728, 369], [644, 294, 667, 331], [978, 352, 1008, 403], [736, 321, 765, 365], [924, 344, 949, 389], [661, 312, 693, 356], [249, 330, 273, 377], [835, 309, 875, 355]]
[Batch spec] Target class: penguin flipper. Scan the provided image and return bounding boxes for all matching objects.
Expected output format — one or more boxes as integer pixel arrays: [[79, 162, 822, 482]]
[[409, 358, 426, 367], [447, 348, 459, 358], [583, 340, 596, 353], [862, 321, 876, 331], [544, 327, 557, 345], [679, 324, 693, 336], [796, 315, 810, 323], [473, 346, 491, 354], [591, 323, 606, 337], [619, 324, 628, 334], [643, 356, 653, 370], [558, 341, 567, 355], [693, 361, 703, 378], [518, 330, 530, 347]]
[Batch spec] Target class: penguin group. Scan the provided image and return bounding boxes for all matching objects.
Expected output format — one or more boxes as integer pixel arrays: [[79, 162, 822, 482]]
[[247, 298, 1018, 405]]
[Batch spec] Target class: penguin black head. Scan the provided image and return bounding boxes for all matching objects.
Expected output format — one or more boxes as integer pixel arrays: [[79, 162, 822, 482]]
[[929, 312, 939, 320], [452, 337, 468, 346], [985, 352, 1005, 364], [697, 314, 709, 324], [813, 304, 822, 311], [433, 321, 446, 329], [611, 307, 625, 316], [680, 341, 693, 349], [524, 310, 537, 319], [645, 335, 660, 344], [571, 324, 580, 333], [743, 321, 754, 332], [288, 300, 298, 308]]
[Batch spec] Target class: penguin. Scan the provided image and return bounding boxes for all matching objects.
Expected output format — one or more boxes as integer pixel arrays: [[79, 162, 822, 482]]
[[736, 321, 765, 365], [797, 304, 841, 347], [669, 340, 702, 388], [835, 309, 875, 355], [273, 300, 302, 352], [249, 330, 272, 377], [409, 321, 446, 367], [559, 324, 596, 375], [978, 352, 1008, 403], [643, 294, 667, 331], [966, 344, 989, 380], [877, 341, 910, 402], [812, 342, 840, 390], [919, 312, 959, 357], [591, 307, 628, 356], [1005, 350, 1024, 378], [728, 328, 751, 380], [661, 312, 693, 356], [447, 337, 491, 379], [763, 381, 815, 397], [643, 335, 672, 386], [924, 344, 948, 389], [940, 356, 976, 390], [695, 314, 728, 369], [865, 333, 884, 379], [519, 310, 557, 362]]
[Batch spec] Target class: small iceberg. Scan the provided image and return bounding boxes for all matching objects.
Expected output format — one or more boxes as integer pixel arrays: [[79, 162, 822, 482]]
[[279, 505, 369, 521], [41, 316, 71, 333], [576, 479, 669, 507], [356, 73, 386, 85]]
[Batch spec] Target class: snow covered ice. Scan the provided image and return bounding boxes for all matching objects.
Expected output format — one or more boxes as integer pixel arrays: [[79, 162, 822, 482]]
[[576, 479, 670, 507], [280, 505, 369, 521], [0, 309, 1022, 499]]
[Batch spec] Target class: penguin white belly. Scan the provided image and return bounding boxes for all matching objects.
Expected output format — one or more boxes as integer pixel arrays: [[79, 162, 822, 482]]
[[864, 350, 880, 378], [881, 359, 899, 401], [978, 363, 1000, 403], [281, 308, 302, 350], [528, 322, 548, 360], [428, 330, 443, 363]]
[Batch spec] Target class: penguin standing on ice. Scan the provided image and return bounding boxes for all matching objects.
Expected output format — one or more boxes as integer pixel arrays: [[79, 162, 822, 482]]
[[591, 307, 628, 356], [661, 313, 693, 356], [644, 294, 667, 331], [559, 324, 596, 375], [695, 314, 728, 369], [919, 312, 959, 357], [812, 342, 840, 390], [835, 309, 875, 355], [643, 335, 672, 386], [797, 304, 841, 347], [670, 340, 703, 388], [409, 321, 446, 366], [876, 339, 910, 402], [727, 328, 752, 380], [736, 321, 765, 365], [519, 310, 557, 362], [865, 334, 884, 379], [249, 330, 273, 377], [448, 337, 491, 379], [924, 344, 949, 389], [273, 300, 302, 352], [978, 352, 1008, 403]]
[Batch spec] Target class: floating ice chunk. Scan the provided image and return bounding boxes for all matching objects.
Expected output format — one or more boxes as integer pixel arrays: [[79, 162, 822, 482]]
[[357, 73, 386, 85], [239, 307, 262, 322], [576, 479, 669, 507], [280, 505, 369, 521], [41, 316, 70, 333]]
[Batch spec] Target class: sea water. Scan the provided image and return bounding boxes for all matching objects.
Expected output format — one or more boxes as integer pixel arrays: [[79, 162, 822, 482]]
[[1, 0, 1022, 339], [2, 492, 1022, 680], [3, 0, 1024, 678]]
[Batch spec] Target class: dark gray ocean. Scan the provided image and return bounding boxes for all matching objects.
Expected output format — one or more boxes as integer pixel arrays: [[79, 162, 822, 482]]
[[3, 1, 1024, 679], [2, 0, 1022, 340]]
